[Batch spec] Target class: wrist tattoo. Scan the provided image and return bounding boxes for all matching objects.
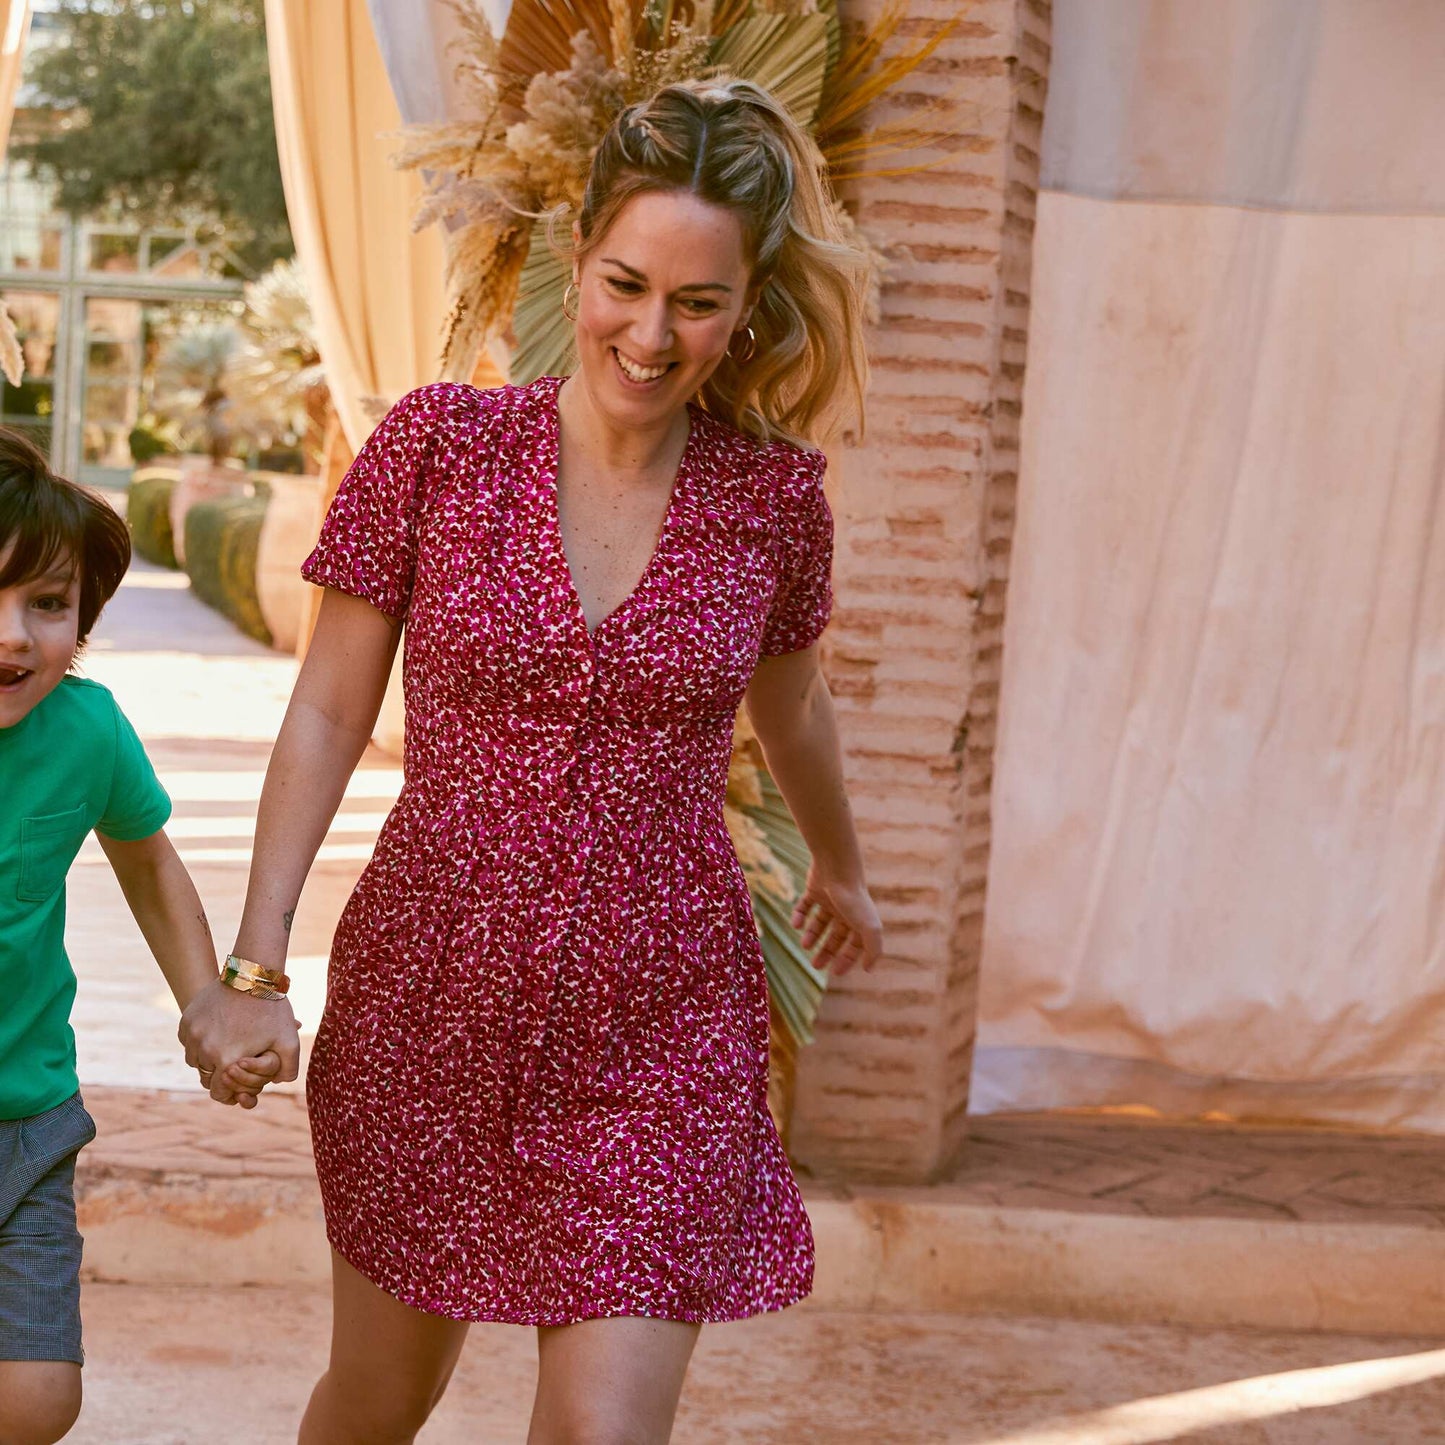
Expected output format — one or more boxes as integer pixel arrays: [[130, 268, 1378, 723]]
[[282, 908, 295, 934]]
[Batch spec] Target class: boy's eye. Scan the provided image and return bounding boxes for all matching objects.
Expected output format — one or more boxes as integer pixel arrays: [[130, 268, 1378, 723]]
[[32, 595, 70, 613]]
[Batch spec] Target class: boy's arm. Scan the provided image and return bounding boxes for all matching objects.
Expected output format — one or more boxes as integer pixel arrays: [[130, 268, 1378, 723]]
[[96, 829, 300, 1101], [95, 828, 219, 1012]]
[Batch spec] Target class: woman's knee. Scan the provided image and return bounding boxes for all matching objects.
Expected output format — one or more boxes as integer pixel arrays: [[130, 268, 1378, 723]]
[[535, 1411, 658, 1445], [303, 1362, 448, 1445], [0, 1362, 83, 1445]]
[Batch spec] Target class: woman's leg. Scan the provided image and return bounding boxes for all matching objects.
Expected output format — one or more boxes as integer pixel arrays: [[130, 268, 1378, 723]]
[[526, 1317, 700, 1445], [298, 1252, 470, 1445]]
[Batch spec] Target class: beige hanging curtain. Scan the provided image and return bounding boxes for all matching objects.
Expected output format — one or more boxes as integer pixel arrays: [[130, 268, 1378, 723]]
[[973, 0, 1445, 1129], [0, 0, 30, 158], [263, 0, 447, 458]]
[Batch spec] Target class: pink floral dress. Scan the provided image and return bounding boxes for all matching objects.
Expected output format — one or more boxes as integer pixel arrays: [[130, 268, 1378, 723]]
[[301, 375, 833, 1324]]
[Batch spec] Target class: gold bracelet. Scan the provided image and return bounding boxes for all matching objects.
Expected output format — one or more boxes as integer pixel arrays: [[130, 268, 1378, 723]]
[[221, 954, 291, 1000]]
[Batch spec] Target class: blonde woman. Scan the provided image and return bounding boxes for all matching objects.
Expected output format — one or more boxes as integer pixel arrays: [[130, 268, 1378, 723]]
[[181, 77, 883, 1444]]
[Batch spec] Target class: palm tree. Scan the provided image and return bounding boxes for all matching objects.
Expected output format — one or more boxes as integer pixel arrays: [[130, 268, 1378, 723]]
[[154, 323, 242, 463]]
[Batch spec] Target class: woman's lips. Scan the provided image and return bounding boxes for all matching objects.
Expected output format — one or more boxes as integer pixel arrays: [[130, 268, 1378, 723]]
[[612, 347, 675, 388]]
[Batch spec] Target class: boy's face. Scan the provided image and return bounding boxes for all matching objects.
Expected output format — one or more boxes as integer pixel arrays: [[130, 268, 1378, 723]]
[[0, 545, 80, 730]]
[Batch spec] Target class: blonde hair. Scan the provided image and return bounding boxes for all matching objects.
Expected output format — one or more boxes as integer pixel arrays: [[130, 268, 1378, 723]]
[[560, 78, 870, 447]]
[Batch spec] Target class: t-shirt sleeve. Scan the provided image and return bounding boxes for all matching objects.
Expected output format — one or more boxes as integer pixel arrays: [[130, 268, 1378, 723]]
[[301, 388, 436, 620], [760, 449, 835, 656], [97, 700, 172, 841]]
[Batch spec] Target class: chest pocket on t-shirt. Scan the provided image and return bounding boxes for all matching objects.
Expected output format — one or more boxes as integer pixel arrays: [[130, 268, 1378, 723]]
[[18, 806, 88, 902]]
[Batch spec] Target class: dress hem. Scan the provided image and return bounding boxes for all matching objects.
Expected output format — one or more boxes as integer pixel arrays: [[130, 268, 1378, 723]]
[[326, 1230, 814, 1329]]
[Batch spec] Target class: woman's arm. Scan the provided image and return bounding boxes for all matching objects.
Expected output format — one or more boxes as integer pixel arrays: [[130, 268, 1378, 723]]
[[177, 587, 401, 1098], [743, 645, 883, 975]]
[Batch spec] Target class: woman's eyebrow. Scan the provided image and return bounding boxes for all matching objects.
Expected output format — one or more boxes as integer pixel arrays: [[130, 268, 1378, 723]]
[[599, 258, 733, 293]]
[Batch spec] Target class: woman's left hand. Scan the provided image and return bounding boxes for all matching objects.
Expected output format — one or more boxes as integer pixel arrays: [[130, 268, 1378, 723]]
[[792, 867, 884, 976]]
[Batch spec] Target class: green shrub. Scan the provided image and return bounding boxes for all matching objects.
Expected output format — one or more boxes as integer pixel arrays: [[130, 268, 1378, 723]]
[[128, 424, 174, 465], [184, 493, 272, 647], [126, 471, 179, 569]]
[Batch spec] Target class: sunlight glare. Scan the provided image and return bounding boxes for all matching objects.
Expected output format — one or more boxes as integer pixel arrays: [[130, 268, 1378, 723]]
[[969, 1349, 1445, 1445]]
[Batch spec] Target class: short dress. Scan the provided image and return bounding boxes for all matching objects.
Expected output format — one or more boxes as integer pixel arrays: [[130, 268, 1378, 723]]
[[301, 374, 834, 1325]]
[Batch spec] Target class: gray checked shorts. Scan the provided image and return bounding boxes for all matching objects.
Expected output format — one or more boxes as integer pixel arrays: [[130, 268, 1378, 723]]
[[0, 1092, 97, 1365]]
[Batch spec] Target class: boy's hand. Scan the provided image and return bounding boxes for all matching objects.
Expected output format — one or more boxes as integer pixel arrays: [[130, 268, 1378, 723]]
[[216, 1051, 284, 1110]]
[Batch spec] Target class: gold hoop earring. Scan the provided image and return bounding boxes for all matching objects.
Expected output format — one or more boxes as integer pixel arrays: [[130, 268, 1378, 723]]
[[730, 324, 756, 363], [562, 281, 580, 321]]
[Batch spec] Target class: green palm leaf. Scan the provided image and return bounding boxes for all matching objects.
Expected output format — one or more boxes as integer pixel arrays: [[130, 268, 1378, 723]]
[[736, 767, 827, 1049], [511, 217, 577, 383], [709, 13, 832, 127]]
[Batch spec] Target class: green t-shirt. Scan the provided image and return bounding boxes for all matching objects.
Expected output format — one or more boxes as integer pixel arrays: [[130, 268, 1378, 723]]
[[0, 676, 171, 1119]]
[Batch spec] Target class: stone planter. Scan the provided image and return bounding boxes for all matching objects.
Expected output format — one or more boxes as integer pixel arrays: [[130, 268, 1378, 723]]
[[253, 471, 323, 655], [169, 455, 248, 568]]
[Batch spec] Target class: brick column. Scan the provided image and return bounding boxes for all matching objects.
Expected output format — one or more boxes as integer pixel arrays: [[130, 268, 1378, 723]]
[[790, 0, 1050, 1181]]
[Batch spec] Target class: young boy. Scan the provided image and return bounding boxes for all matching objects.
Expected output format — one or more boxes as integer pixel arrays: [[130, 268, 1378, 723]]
[[0, 429, 280, 1443]]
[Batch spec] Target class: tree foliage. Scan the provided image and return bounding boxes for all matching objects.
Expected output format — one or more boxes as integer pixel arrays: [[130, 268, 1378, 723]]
[[13, 0, 292, 273]]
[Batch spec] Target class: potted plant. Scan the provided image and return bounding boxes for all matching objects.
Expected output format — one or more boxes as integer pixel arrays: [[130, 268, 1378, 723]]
[[227, 258, 332, 653], [154, 323, 250, 567]]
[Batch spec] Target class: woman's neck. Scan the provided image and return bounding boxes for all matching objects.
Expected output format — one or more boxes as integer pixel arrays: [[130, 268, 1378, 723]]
[[557, 374, 690, 480]]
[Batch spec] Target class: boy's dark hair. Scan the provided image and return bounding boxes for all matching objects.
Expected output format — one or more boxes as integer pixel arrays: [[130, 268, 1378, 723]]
[[0, 427, 131, 651]]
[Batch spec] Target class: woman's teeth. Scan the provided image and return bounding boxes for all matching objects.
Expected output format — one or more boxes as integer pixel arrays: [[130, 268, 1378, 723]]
[[614, 350, 671, 383]]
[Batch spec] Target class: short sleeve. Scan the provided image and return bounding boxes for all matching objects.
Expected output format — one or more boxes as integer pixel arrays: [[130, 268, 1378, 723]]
[[301, 389, 436, 620], [97, 700, 171, 841], [760, 449, 834, 656]]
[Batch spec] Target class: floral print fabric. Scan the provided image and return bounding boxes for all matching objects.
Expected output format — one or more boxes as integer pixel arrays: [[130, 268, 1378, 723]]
[[301, 375, 832, 1324]]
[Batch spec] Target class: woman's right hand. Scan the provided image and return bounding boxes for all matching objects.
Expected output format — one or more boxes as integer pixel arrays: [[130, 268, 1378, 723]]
[[178, 978, 302, 1105]]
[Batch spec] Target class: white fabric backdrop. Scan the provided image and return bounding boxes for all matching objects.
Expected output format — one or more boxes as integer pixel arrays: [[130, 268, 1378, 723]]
[[972, 0, 1445, 1128]]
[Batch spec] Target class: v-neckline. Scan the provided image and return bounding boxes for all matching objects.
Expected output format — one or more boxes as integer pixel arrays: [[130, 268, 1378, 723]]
[[543, 377, 698, 641]]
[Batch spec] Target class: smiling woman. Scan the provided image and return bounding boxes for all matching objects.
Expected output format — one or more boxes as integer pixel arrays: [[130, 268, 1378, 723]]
[[181, 74, 882, 1445]]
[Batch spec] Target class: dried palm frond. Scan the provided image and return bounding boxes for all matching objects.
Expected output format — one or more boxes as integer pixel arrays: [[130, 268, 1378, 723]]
[[510, 217, 575, 384], [0, 299, 21, 389], [814, 1, 958, 174], [498, 0, 642, 99], [707, 11, 831, 124]]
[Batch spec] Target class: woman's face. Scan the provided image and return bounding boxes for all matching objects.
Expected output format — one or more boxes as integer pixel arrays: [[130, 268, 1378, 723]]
[[572, 188, 755, 432]]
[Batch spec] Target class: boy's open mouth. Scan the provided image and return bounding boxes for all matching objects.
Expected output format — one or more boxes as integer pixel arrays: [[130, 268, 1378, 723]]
[[0, 666, 33, 687]]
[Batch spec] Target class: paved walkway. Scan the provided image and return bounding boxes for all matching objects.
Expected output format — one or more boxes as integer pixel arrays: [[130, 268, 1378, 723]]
[[68, 1283, 1445, 1444]]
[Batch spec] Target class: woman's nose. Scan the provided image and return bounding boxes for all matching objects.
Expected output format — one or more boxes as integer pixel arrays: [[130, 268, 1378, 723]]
[[630, 300, 674, 357]]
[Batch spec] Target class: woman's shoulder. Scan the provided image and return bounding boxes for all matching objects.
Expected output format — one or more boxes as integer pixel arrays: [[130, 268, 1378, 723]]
[[691, 404, 826, 488], [391, 378, 531, 429], [385, 377, 557, 468]]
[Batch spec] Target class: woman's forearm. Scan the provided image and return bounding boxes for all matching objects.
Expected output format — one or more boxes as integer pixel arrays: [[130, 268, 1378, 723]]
[[231, 693, 373, 969], [752, 676, 866, 885]]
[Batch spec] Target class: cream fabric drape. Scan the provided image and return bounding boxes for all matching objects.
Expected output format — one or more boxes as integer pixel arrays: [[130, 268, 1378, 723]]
[[972, 0, 1445, 1129], [0, 0, 31, 159], [264, 0, 448, 457]]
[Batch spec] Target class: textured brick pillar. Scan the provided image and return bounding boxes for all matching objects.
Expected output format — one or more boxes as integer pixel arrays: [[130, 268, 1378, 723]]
[[790, 0, 1050, 1182]]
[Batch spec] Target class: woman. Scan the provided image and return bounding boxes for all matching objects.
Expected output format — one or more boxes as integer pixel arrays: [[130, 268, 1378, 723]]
[[181, 77, 883, 1444]]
